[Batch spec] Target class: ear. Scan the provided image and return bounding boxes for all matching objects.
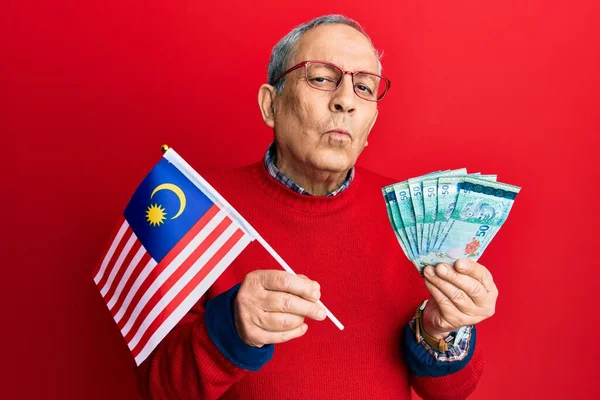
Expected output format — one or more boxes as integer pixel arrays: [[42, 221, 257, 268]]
[[258, 84, 277, 128]]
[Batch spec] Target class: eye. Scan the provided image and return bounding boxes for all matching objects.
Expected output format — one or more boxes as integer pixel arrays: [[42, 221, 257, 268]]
[[312, 76, 334, 83], [355, 84, 374, 95]]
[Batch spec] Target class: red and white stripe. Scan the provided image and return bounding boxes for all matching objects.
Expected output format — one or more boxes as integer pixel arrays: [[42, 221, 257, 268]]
[[93, 205, 252, 365]]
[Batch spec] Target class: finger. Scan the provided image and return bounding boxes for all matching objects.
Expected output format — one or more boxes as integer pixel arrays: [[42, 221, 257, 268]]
[[455, 259, 497, 293], [423, 265, 476, 313], [432, 263, 489, 306], [260, 270, 321, 301], [262, 291, 327, 321], [254, 311, 305, 332], [424, 279, 471, 328], [259, 323, 309, 345]]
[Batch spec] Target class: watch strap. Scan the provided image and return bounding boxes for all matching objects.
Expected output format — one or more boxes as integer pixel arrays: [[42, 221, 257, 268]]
[[414, 302, 449, 353]]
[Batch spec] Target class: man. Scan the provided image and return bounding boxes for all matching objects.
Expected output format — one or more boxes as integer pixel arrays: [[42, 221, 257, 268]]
[[137, 14, 496, 399]]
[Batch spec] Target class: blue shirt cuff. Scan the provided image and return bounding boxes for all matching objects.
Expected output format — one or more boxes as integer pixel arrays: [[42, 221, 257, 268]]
[[403, 322, 477, 377], [204, 283, 274, 371]]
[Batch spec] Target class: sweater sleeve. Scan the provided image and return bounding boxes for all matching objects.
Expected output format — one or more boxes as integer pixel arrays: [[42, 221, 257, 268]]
[[403, 323, 484, 400], [136, 284, 274, 399]]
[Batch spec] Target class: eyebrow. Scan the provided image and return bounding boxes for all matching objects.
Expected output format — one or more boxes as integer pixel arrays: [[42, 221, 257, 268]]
[[302, 59, 380, 77], [355, 67, 378, 74], [347, 65, 378, 75], [359, 74, 378, 82]]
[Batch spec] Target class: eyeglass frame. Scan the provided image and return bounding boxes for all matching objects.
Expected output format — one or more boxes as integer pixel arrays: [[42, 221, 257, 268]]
[[272, 60, 391, 102]]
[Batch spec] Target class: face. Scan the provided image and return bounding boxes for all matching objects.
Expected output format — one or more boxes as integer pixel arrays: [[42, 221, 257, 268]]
[[268, 24, 380, 174]]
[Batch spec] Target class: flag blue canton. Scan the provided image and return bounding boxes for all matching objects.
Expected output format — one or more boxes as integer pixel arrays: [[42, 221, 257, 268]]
[[124, 158, 214, 262]]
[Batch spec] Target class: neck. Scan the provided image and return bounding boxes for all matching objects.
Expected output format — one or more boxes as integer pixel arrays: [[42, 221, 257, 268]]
[[275, 147, 349, 196]]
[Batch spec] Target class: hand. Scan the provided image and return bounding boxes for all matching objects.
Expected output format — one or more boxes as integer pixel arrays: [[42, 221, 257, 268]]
[[421, 259, 498, 339], [234, 270, 326, 347]]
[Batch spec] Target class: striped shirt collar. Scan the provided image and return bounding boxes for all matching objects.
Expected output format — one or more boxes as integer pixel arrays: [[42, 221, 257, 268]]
[[264, 142, 354, 197]]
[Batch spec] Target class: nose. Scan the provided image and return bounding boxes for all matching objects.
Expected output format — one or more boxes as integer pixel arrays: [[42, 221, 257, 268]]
[[329, 73, 356, 114]]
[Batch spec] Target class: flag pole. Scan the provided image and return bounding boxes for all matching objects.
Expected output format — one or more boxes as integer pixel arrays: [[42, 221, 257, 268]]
[[160, 145, 344, 331]]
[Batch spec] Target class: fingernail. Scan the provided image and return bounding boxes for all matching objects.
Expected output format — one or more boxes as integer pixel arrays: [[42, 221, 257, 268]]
[[317, 310, 326, 320], [425, 266, 435, 276], [312, 290, 320, 300], [437, 265, 448, 275], [457, 260, 468, 271], [302, 323, 308, 332]]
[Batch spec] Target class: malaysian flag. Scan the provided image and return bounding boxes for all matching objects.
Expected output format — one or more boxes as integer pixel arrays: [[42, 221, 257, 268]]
[[93, 147, 256, 365]]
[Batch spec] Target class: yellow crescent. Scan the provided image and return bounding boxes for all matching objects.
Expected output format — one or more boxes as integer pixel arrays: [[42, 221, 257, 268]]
[[150, 183, 187, 220]]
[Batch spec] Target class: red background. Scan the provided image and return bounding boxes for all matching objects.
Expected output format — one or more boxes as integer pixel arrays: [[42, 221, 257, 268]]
[[4, 1, 599, 399]]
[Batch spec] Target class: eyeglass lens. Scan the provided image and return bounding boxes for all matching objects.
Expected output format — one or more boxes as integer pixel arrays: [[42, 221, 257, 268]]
[[305, 62, 387, 101]]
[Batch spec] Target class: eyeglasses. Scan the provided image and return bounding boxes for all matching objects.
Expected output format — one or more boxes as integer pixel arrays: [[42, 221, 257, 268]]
[[273, 60, 391, 102]]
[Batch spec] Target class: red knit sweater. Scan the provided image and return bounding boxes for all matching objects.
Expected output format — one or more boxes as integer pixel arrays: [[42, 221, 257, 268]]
[[136, 161, 484, 399]]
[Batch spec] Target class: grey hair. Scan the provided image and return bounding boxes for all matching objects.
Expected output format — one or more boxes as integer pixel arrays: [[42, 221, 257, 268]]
[[267, 14, 382, 94]]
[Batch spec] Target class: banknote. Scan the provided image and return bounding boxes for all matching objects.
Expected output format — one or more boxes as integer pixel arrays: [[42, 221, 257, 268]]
[[421, 178, 438, 255], [430, 174, 497, 254], [383, 187, 415, 260], [392, 182, 420, 258], [407, 179, 425, 255], [411, 169, 466, 255], [416, 177, 520, 273], [383, 169, 519, 274], [406, 170, 444, 255]]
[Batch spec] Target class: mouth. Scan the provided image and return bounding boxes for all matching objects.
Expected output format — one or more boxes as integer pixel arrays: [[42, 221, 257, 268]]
[[326, 129, 352, 140]]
